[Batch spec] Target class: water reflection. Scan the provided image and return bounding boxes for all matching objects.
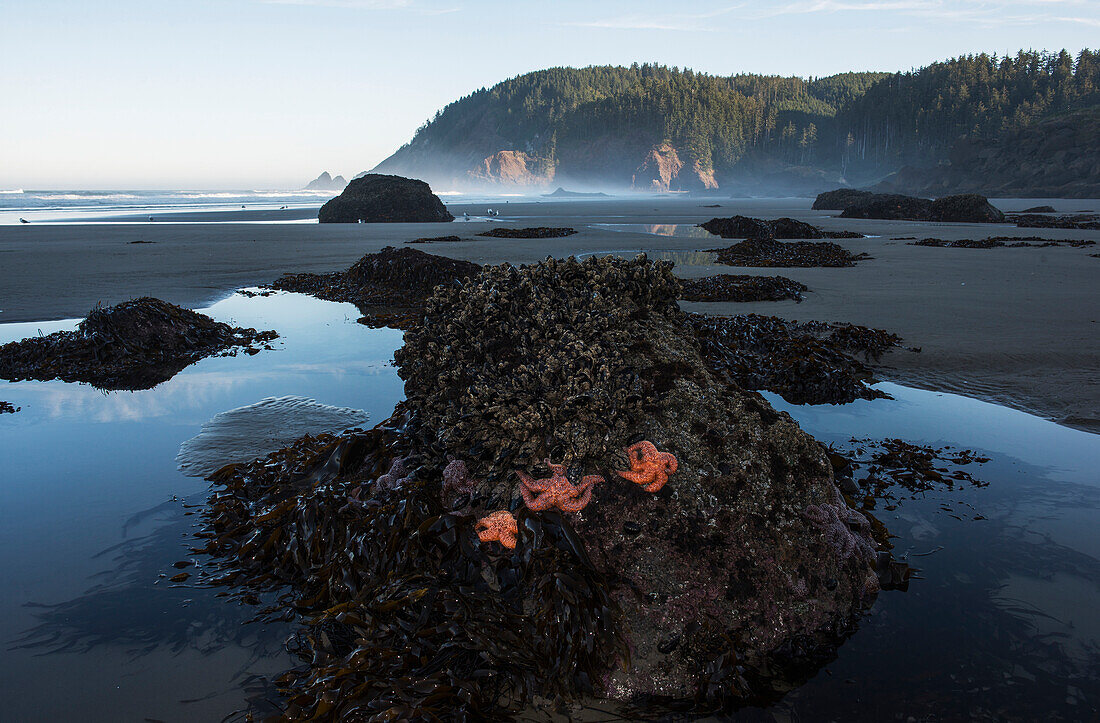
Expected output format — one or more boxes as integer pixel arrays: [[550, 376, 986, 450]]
[[1, 292, 1098, 719], [590, 222, 718, 239]]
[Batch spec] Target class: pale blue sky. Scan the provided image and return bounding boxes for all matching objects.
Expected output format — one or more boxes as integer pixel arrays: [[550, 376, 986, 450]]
[[1, 0, 1096, 188]]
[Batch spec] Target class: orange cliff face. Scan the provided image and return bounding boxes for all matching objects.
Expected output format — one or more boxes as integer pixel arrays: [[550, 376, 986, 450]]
[[631, 143, 718, 192], [466, 150, 555, 187]]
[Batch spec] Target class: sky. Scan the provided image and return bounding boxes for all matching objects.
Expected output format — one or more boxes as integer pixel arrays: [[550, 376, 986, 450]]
[[1, 0, 1097, 189]]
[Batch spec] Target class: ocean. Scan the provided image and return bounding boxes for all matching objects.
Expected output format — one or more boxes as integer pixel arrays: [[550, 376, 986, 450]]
[[0, 189, 338, 225]]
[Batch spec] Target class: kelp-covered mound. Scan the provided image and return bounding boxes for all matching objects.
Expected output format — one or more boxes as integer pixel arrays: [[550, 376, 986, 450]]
[[0, 298, 276, 390], [270, 246, 481, 327], [679, 274, 807, 303], [201, 255, 889, 718], [699, 215, 862, 240], [708, 238, 870, 268], [690, 314, 902, 405], [476, 227, 578, 239]]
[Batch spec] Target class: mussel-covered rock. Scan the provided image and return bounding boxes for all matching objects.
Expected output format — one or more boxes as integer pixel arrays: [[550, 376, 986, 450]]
[[699, 215, 862, 240], [200, 255, 891, 718], [317, 173, 454, 223], [707, 238, 868, 267], [476, 227, 578, 239], [0, 297, 276, 390], [270, 246, 481, 327], [679, 274, 807, 302]]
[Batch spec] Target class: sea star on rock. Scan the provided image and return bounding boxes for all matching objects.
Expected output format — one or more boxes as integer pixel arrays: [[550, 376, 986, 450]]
[[802, 487, 875, 563], [615, 441, 678, 493], [442, 458, 477, 496], [476, 510, 518, 549], [517, 460, 603, 513]]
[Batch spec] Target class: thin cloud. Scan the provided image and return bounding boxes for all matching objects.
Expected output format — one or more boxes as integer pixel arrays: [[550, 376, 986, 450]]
[[564, 5, 744, 32]]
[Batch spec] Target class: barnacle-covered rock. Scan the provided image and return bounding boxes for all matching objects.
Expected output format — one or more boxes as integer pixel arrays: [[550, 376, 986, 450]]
[[200, 254, 895, 718], [394, 253, 883, 706]]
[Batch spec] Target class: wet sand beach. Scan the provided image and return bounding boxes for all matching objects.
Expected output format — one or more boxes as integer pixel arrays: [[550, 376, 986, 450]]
[[1, 196, 1097, 431]]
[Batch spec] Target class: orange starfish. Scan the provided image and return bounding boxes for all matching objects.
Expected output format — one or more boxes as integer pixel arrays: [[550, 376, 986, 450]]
[[517, 460, 603, 513], [616, 441, 677, 493], [476, 510, 518, 549]]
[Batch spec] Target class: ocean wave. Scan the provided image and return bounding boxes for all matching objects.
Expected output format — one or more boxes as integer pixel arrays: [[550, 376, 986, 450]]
[[0, 189, 23, 194], [30, 193, 141, 201]]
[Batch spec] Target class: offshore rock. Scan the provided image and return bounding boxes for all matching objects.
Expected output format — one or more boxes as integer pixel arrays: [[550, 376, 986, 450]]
[[928, 193, 1005, 223], [318, 173, 454, 223], [838, 192, 1003, 223], [812, 188, 873, 210]]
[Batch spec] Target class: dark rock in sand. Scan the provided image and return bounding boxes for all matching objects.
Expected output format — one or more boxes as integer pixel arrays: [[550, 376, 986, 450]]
[[708, 238, 869, 267], [1012, 213, 1100, 230], [476, 226, 577, 239], [405, 235, 463, 244], [929, 193, 1005, 223], [700, 215, 863, 240], [318, 173, 454, 223], [911, 236, 1095, 249], [0, 401, 19, 414], [839, 193, 934, 221], [1022, 205, 1057, 213], [838, 192, 1004, 223], [679, 274, 808, 302], [812, 188, 874, 210], [0, 298, 277, 390], [270, 246, 481, 327]]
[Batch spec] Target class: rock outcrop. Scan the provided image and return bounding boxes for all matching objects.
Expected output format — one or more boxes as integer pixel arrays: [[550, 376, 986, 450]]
[[318, 174, 454, 223], [700, 215, 863, 240], [0, 298, 276, 390], [304, 171, 347, 191], [812, 188, 874, 210], [837, 192, 1004, 222]]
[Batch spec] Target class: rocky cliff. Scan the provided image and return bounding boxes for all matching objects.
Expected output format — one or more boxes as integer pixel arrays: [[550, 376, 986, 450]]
[[874, 109, 1100, 199]]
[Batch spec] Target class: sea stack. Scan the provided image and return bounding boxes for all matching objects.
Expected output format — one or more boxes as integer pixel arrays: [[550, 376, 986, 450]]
[[318, 173, 454, 223]]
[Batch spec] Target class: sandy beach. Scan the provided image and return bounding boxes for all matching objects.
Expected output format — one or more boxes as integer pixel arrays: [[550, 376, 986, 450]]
[[2, 196, 1097, 431]]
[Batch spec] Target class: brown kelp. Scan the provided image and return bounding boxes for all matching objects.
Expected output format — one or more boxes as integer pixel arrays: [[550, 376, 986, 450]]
[[679, 274, 808, 303], [200, 254, 891, 718], [0, 297, 277, 391], [0, 401, 20, 414]]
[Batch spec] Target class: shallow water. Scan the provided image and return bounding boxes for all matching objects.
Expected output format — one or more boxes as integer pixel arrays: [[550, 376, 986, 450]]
[[0, 292, 1097, 720]]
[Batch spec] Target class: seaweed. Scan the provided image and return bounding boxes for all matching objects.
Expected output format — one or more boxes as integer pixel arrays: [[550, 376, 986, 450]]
[[688, 314, 903, 404], [0, 401, 19, 414], [911, 236, 1095, 248]]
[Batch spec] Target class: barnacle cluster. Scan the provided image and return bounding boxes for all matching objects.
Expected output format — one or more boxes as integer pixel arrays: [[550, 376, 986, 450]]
[[395, 254, 681, 490]]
